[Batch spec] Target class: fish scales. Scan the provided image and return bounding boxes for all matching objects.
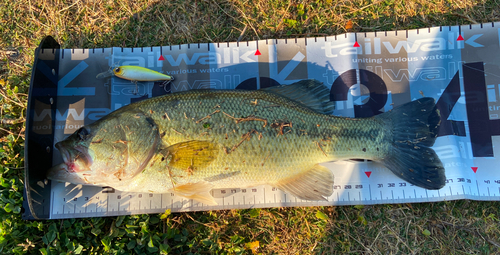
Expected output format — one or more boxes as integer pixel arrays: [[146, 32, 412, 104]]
[[48, 80, 445, 204], [135, 90, 382, 185]]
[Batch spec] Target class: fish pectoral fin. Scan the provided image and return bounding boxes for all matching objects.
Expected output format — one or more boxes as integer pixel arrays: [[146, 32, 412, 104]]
[[162, 140, 218, 170], [275, 164, 334, 201], [170, 181, 217, 205]]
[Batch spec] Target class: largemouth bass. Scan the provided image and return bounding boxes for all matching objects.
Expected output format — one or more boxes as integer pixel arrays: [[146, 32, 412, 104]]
[[47, 80, 445, 205]]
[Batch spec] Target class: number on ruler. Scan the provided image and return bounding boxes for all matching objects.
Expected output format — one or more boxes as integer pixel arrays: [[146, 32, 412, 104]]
[[495, 180, 500, 184], [377, 184, 383, 188], [388, 183, 395, 187], [484, 180, 491, 184], [344, 185, 352, 189], [458, 178, 465, 182], [355, 185, 363, 189], [399, 183, 406, 187]]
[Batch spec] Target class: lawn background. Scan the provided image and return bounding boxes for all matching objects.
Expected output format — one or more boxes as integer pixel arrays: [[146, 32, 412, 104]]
[[1, 0, 500, 254]]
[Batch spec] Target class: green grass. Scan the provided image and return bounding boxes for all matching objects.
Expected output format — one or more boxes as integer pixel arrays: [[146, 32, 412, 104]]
[[1, 0, 500, 254]]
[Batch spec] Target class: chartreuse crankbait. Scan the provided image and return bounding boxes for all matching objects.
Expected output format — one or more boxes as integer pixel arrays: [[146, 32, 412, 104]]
[[112, 66, 173, 82], [96, 66, 173, 82], [96, 66, 173, 94]]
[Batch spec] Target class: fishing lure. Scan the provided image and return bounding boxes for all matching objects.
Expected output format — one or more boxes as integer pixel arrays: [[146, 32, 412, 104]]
[[96, 66, 173, 94], [112, 66, 173, 82]]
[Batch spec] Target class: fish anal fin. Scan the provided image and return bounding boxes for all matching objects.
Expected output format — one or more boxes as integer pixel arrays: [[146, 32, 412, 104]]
[[275, 164, 334, 201], [162, 140, 218, 170], [171, 181, 217, 205]]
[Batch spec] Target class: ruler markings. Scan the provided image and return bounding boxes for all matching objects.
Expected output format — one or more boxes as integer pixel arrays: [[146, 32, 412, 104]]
[[50, 176, 499, 218], [369, 185, 372, 200], [476, 180, 480, 195]]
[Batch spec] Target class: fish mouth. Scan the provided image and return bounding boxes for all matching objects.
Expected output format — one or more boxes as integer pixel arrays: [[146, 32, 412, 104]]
[[57, 143, 71, 164], [55, 143, 93, 172]]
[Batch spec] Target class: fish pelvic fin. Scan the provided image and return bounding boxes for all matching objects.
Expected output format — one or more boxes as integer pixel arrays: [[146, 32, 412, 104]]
[[375, 97, 445, 189], [170, 181, 217, 205], [162, 140, 218, 171], [275, 164, 333, 201]]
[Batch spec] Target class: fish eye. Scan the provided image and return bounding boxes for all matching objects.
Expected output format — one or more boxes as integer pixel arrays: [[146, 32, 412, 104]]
[[77, 127, 90, 141], [114, 67, 120, 73]]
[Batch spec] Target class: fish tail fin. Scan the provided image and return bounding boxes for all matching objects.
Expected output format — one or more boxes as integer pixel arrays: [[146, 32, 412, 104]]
[[375, 97, 445, 189]]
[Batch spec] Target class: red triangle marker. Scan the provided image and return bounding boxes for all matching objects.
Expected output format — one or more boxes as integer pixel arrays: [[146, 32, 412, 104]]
[[365, 171, 372, 178], [471, 167, 478, 173], [353, 41, 360, 47], [255, 49, 261, 55], [158, 55, 165, 61], [457, 35, 464, 41]]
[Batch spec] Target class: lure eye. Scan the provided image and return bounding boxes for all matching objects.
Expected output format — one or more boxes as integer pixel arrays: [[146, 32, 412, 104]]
[[114, 67, 121, 73], [76, 127, 90, 141]]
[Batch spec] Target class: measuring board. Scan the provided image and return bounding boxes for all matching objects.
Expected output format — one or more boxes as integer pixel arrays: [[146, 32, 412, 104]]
[[24, 23, 500, 220]]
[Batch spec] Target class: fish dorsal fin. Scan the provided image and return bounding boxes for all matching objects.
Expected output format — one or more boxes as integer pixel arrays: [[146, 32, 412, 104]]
[[262, 79, 334, 114], [171, 181, 217, 205], [162, 140, 218, 170], [274, 164, 334, 201]]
